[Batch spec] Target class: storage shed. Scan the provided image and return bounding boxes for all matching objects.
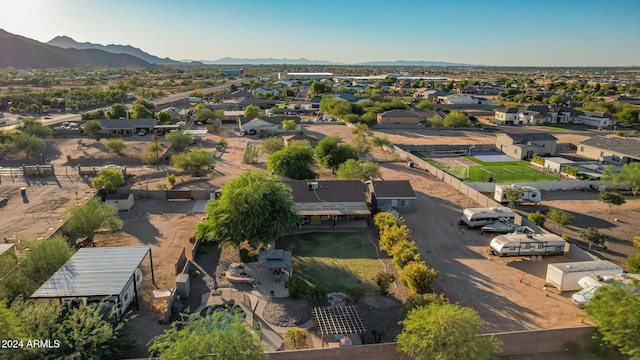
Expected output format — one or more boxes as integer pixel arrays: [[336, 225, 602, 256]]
[[105, 193, 134, 211]]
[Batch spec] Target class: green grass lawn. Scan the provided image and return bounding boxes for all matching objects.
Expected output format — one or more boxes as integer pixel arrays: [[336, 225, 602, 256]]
[[538, 124, 571, 130], [466, 165, 557, 183], [278, 232, 382, 292]]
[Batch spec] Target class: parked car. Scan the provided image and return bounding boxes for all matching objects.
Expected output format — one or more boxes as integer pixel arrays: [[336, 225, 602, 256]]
[[138, 130, 146, 136], [617, 122, 633, 128]]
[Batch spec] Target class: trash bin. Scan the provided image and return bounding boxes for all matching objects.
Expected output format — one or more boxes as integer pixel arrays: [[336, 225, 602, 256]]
[[20, 187, 26, 196]]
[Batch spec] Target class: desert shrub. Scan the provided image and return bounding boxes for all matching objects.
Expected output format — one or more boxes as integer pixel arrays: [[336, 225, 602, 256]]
[[403, 293, 449, 314], [627, 254, 640, 274], [239, 248, 258, 263], [285, 275, 304, 299], [633, 236, 640, 249], [283, 329, 311, 350], [307, 285, 327, 303], [346, 287, 366, 303], [528, 212, 546, 227], [167, 173, 176, 186], [375, 272, 395, 296]]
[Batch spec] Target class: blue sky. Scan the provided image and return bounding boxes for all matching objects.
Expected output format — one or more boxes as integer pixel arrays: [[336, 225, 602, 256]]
[[3, 0, 639, 66]]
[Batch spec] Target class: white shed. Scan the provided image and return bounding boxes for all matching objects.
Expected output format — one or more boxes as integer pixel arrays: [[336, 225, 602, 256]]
[[543, 157, 575, 174], [105, 194, 134, 211]]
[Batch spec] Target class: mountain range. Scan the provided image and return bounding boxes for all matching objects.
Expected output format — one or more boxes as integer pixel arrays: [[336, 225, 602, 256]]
[[0, 29, 474, 68]]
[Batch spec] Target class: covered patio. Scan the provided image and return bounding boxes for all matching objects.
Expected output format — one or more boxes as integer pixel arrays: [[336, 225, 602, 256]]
[[256, 249, 292, 296]]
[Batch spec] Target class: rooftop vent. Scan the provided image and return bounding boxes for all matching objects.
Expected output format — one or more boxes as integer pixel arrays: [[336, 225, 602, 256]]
[[307, 181, 318, 190]]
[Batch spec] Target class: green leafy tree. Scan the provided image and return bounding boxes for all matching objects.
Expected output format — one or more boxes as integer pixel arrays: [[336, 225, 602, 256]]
[[130, 99, 155, 119], [195, 171, 299, 249], [16, 118, 52, 138], [416, 100, 432, 109], [581, 227, 608, 250], [442, 111, 472, 127], [546, 207, 573, 235], [310, 81, 332, 95], [350, 123, 372, 137], [267, 145, 317, 180], [11, 299, 130, 360], [12, 132, 45, 159], [157, 111, 171, 123], [603, 163, 640, 196], [527, 212, 546, 227], [0, 236, 73, 303], [391, 240, 421, 270], [107, 103, 127, 119], [599, 191, 626, 213], [260, 137, 284, 154], [105, 139, 127, 155], [171, 149, 215, 177], [166, 130, 194, 152], [371, 135, 390, 149], [283, 328, 311, 350], [379, 224, 412, 255], [336, 159, 380, 180], [244, 105, 261, 120], [403, 293, 449, 314], [195, 108, 215, 122], [148, 310, 266, 360], [63, 198, 123, 238], [399, 261, 438, 294], [397, 303, 502, 360], [627, 254, 640, 273], [585, 281, 640, 358], [0, 301, 25, 342], [616, 107, 640, 124], [351, 133, 372, 158], [314, 135, 358, 173], [83, 119, 102, 136], [504, 186, 524, 209], [282, 119, 297, 131], [91, 168, 125, 194]]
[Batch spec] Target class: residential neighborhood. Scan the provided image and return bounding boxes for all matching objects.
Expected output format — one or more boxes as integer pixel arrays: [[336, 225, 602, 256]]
[[1, 2, 640, 359]]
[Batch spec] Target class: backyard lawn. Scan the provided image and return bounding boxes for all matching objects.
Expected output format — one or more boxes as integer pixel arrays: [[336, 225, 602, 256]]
[[278, 232, 382, 292]]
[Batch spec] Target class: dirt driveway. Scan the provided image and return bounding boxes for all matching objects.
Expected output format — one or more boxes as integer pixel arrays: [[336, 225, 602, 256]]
[[377, 163, 589, 333]]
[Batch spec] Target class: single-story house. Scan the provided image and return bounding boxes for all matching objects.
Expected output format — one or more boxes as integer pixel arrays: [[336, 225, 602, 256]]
[[162, 106, 190, 121], [98, 118, 157, 136], [366, 180, 416, 213], [283, 133, 318, 147], [285, 180, 370, 228], [310, 97, 322, 109], [577, 136, 640, 165], [437, 94, 487, 105], [238, 116, 301, 135], [333, 93, 360, 103], [496, 133, 558, 160], [413, 89, 451, 101], [105, 193, 134, 211], [377, 109, 444, 124]]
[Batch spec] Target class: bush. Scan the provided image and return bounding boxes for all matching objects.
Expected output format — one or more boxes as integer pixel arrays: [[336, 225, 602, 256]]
[[346, 287, 366, 303], [391, 239, 421, 270], [285, 275, 304, 299], [633, 236, 640, 249], [627, 254, 640, 274], [400, 261, 438, 294], [379, 224, 411, 255], [403, 293, 449, 314], [531, 154, 545, 165], [167, 173, 176, 186], [374, 272, 395, 296], [283, 328, 311, 350], [373, 212, 398, 233], [528, 212, 546, 227], [561, 235, 571, 243], [239, 248, 259, 263], [308, 285, 328, 303]]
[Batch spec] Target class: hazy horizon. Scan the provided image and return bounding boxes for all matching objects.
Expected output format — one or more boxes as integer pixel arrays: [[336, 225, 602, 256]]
[[3, 0, 639, 67]]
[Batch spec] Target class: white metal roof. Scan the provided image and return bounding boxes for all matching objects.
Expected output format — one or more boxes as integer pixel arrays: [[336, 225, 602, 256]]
[[31, 246, 150, 299], [0, 244, 15, 257], [548, 260, 622, 274]]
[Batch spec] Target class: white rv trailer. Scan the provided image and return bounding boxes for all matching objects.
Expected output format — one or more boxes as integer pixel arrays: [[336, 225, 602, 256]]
[[545, 261, 623, 292], [460, 207, 516, 227], [488, 233, 566, 257], [494, 185, 541, 204]]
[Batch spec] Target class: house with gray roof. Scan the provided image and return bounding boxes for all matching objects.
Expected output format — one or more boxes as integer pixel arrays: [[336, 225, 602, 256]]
[[493, 104, 613, 127], [493, 107, 519, 125], [285, 180, 370, 228], [366, 180, 416, 213], [496, 133, 558, 160], [577, 136, 640, 165], [98, 118, 157, 136], [237, 115, 301, 135], [377, 108, 444, 125]]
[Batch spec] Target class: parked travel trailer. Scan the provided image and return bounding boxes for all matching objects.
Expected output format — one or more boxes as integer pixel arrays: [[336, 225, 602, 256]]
[[494, 185, 541, 204], [545, 261, 622, 292], [460, 207, 516, 227], [488, 233, 566, 257]]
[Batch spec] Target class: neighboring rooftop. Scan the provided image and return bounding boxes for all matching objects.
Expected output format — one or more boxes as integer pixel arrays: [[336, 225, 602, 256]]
[[31, 247, 151, 299], [579, 136, 640, 158], [369, 180, 416, 199]]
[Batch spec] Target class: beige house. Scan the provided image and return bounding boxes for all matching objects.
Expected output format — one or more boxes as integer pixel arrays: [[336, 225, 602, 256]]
[[496, 133, 558, 160], [577, 136, 640, 165]]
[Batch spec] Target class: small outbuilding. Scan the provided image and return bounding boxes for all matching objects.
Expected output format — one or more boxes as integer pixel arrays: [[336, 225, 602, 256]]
[[105, 193, 134, 211]]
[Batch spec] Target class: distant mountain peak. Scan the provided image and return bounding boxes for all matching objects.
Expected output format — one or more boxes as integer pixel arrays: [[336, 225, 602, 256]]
[[47, 35, 182, 65]]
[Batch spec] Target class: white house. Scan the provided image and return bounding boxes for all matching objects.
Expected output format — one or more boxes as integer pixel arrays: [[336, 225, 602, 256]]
[[437, 94, 488, 105]]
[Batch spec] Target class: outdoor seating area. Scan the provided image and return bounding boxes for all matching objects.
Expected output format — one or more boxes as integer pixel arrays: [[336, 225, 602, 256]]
[[224, 262, 255, 284]]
